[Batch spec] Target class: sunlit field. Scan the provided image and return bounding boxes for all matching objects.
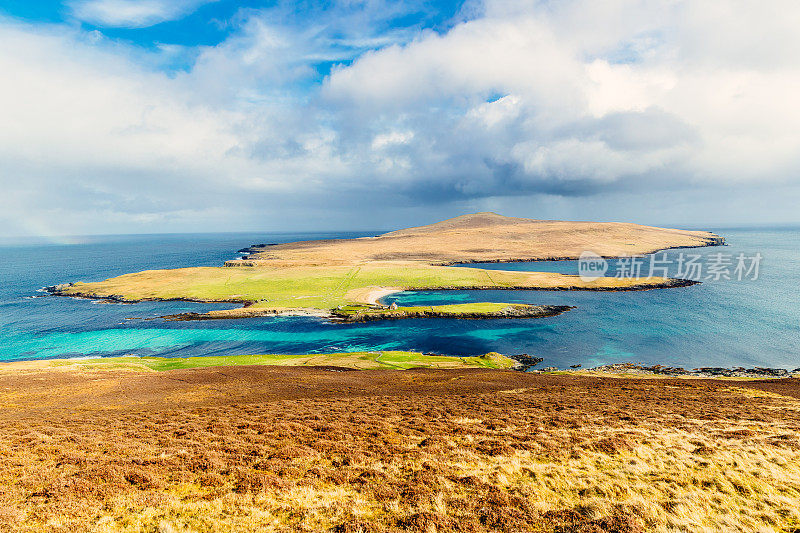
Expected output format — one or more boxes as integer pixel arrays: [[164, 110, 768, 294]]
[[1, 363, 798, 532]]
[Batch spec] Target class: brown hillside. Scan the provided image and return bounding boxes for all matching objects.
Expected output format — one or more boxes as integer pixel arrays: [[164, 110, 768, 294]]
[[1, 365, 798, 532], [233, 212, 722, 266]]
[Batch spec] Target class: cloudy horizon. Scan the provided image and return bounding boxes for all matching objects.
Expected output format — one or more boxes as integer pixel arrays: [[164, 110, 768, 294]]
[[1, 0, 799, 238]]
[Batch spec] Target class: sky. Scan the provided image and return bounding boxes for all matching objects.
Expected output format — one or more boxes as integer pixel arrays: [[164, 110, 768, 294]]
[[1, 0, 799, 238]]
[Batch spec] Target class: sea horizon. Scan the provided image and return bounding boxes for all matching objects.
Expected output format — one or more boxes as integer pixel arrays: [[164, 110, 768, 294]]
[[3, 221, 800, 242]]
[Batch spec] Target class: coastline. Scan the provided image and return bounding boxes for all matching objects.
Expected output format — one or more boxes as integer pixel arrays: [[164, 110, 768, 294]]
[[229, 213, 724, 267], [435, 237, 726, 266], [0, 351, 519, 372], [3, 351, 798, 378], [45, 276, 696, 322], [161, 306, 332, 321], [44, 214, 723, 322], [350, 285, 403, 305], [330, 303, 574, 322], [531, 361, 800, 379], [46, 275, 701, 304]]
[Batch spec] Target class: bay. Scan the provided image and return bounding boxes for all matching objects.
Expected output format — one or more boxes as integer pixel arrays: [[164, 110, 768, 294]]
[[0, 228, 797, 369]]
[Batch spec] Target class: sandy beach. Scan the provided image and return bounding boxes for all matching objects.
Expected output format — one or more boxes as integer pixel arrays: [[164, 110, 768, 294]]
[[348, 285, 403, 305]]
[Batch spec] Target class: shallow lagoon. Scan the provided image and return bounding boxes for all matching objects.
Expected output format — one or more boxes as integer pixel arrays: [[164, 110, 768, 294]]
[[0, 229, 797, 368]]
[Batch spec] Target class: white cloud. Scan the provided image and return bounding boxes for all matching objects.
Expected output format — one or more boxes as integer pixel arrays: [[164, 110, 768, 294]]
[[68, 0, 216, 28], [372, 131, 414, 150], [322, 0, 800, 195], [3, 0, 800, 236], [468, 95, 521, 128], [0, 19, 346, 236]]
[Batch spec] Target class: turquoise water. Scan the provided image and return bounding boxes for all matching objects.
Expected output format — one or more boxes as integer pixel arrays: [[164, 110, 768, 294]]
[[0, 229, 797, 368]]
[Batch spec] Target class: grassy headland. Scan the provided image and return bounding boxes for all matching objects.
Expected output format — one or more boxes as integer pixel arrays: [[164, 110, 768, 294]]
[[329, 302, 573, 322], [8, 351, 518, 372], [49, 212, 718, 320]]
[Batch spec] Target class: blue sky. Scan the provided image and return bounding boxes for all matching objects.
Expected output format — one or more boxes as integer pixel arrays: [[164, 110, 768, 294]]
[[0, 0, 799, 237], [0, 0, 470, 94], [1, 1, 466, 60]]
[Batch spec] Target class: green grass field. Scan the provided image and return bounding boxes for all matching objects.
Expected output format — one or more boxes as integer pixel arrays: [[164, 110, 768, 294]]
[[335, 302, 520, 315], [330, 302, 567, 321], [55, 261, 675, 313], [41, 351, 518, 372]]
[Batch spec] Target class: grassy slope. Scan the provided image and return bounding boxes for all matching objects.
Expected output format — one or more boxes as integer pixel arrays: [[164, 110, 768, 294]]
[[1, 369, 798, 532], [236, 212, 722, 265], [35, 351, 518, 372], [56, 262, 677, 312]]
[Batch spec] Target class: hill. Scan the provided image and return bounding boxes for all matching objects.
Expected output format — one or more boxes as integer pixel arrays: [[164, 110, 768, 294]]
[[231, 212, 722, 266], [1, 363, 797, 532]]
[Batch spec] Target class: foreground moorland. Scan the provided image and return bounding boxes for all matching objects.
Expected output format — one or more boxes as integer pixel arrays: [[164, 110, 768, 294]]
[[48, 213, 722, 320], [1, 361, 799, 532]]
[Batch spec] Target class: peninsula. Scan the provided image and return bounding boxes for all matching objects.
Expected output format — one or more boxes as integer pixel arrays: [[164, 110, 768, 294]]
[[48, 212, 722, 320]]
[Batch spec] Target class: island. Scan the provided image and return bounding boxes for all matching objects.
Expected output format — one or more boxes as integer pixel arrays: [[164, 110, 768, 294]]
[[47, 212, 723, 320]]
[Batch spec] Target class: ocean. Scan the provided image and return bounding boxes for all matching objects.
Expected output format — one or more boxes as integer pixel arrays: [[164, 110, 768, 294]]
[[0, 228, 797, 369]]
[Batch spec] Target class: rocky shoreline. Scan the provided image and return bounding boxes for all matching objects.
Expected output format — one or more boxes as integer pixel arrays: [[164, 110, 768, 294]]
[[234, 234, 727, 266], [504, 356, 800, 378], [331, 304, 574, 323], [581, 362, 799, 378], [380, 279, 702, 292], [44, 285, 574, 323], [43, 284, 244, 306], [161, 307, 330, 321], [44, 275, 694, 321], [440, 237, 726, 266]]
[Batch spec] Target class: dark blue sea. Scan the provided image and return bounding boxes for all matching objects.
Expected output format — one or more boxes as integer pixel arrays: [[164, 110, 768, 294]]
[[0, 229, 798, 369]]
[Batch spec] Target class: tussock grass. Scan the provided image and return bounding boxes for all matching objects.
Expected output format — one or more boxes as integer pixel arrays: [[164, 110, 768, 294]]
[[1, 369, 798, 531]]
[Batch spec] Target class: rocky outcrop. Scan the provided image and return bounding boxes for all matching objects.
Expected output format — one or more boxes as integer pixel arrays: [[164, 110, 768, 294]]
[[331, 304, 574, 323], [507, 353, 545, 371], [44, 284, 137, 303], [575, 362, 793, 378]]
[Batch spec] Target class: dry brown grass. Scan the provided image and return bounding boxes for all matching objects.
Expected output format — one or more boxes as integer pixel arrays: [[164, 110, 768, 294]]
[[233, 212, 721, 266], [1, 367, 799, 532]]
